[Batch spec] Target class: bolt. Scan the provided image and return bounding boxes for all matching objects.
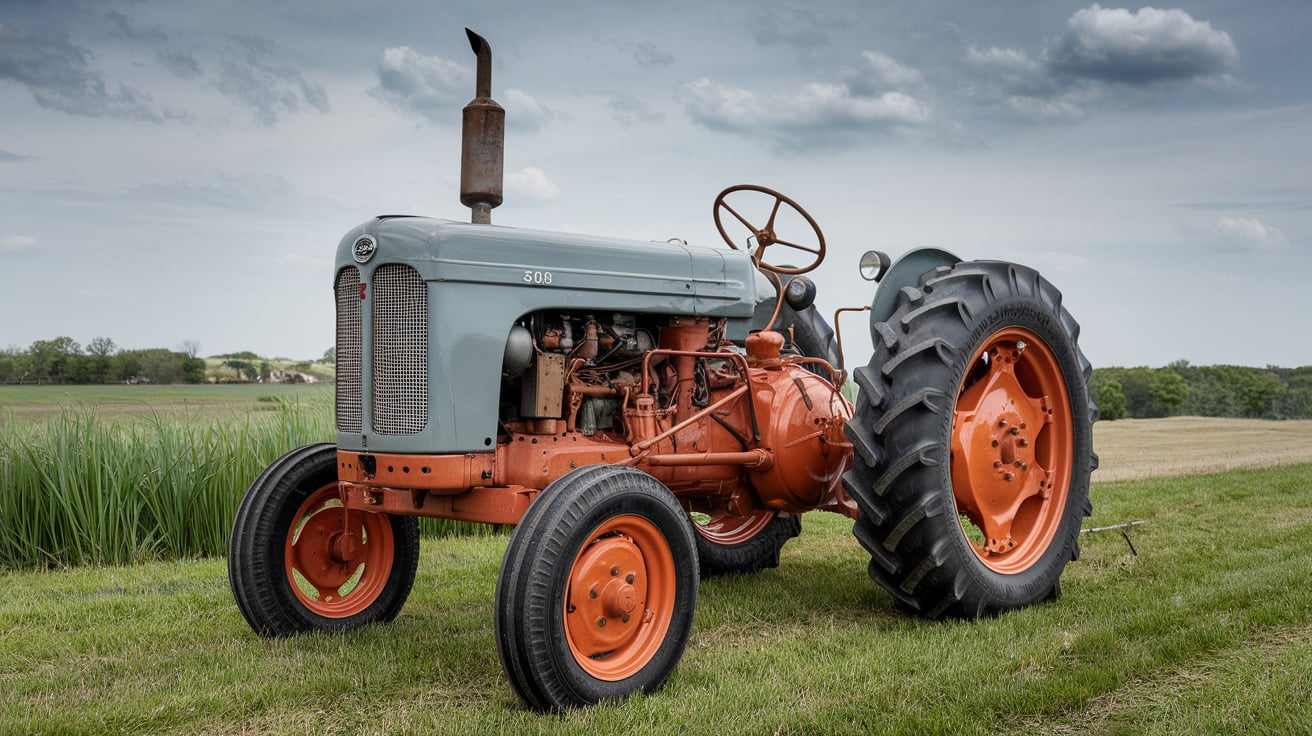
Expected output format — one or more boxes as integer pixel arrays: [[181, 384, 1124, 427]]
[[1019, 439, 1029, 447], [992, 440, 999, 448], [1017, 341, 1028, 353], [622, 614, 631, 623], [589, 589, 597, 599], [610, 566, 620, 576], [625, 573, 635, 583], [597, 617, 607, 627], [1011, 427, 1020, 436], [994, 461, 1002, 469], [1004, 472, 1014, 481], [1015, 460, 1023, 467], [998, 419, 1007, 427]]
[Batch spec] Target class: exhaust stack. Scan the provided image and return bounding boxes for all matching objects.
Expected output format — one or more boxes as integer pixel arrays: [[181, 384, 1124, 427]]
[[460, 28, 504, 225]]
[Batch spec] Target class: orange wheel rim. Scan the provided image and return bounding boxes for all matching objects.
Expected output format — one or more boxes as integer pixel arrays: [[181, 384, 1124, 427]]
[[564, 515, 676, 681], [950, 327, 1073, 574], [284, 482, 395, 617], [692, 509, 773, 545]]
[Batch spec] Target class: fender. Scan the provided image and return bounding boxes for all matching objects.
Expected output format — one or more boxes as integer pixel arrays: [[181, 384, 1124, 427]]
[[868, 247, 960, 344]]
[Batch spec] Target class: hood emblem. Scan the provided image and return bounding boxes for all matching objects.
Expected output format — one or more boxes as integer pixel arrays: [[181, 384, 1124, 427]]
[[352, 235, 377, 263]]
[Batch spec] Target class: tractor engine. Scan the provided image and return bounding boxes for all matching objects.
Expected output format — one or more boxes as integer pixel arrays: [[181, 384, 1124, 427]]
[[498, 309, 853, 517]]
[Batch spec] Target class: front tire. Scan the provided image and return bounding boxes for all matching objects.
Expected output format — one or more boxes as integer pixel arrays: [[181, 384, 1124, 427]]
[[228, 443, 420, 636], [495, 465, 698, 710], [842, 261, 1096, 618]]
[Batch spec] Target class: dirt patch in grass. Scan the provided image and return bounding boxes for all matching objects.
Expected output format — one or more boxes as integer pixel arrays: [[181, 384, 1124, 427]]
[[1093, 417, 1312, 482]]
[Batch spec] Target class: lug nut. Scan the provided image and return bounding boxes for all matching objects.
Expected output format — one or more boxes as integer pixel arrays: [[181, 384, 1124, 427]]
[[1004, 472, 1014, 481], [622, 614, 631, 623], [589, 589, 597, 599], [625, 573, 635, 583], [597, 617, 607, 627], [1011, 427, 1020, 436], [610, 566, 620, 576]]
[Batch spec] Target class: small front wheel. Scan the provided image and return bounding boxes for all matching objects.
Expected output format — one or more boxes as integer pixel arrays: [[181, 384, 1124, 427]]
[[495, 465, 699, 710], [229, 444, 420, 636]]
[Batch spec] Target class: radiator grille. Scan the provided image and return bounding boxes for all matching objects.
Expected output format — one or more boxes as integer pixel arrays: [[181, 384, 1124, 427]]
[[371, 264, 428, 434], [334, 267, 363, 433]]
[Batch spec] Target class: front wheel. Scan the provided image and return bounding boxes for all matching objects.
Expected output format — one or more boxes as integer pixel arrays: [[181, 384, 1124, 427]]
[[228, 443, 420, 636], [495, 465, 699, 710], [842, 261, 1096, 618]]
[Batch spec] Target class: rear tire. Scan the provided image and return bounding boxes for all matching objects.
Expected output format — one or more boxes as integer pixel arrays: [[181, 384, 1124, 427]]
[[229, 443, 420, 636], [842, 261, 1096, 618], [495, 465, 698, 710], [691, 509, 800, 577]]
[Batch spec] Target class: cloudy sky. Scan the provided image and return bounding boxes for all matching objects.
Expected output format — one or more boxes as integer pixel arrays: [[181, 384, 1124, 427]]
[[2, 1, 1309, 369]]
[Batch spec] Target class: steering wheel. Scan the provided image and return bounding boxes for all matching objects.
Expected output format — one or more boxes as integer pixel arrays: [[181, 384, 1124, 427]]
[[713, 185, 825, 275]]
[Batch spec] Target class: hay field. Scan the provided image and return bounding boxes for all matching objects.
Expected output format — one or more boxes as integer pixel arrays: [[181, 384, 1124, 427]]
[[1093, 416, 1312, 482]]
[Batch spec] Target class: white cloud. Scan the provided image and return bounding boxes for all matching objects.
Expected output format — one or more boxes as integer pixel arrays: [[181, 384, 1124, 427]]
[[1049, 4, 1238, 84], [371, 46, 471, 121], [680, 73, 930, 148], [2, 235, 41, 251], [860, 51, 924, 88], [966, 5, 1240, 122], [503, 88, 553, 132], [506, 166, 559, 202], [1213, 217, 1290, 253]]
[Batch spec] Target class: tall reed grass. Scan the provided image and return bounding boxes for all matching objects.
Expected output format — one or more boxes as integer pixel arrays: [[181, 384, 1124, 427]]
[[0, 397, 483, 568]]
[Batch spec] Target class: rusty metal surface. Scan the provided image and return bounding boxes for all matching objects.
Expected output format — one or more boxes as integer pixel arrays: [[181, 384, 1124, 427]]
[[460, 28, 503, 223]]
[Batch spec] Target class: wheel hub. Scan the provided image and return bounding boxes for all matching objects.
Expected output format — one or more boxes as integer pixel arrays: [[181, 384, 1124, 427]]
[[950, 329, 1073, 572]]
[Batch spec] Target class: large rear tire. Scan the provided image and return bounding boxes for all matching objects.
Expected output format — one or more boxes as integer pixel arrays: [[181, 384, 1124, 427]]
[[842, 261, 1096, 618], [495, 465, 698, 710], [229, 443, 420, 636]]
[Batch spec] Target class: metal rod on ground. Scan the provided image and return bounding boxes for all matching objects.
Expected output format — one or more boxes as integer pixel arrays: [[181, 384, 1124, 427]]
[[1080, 520, 1146, 534]]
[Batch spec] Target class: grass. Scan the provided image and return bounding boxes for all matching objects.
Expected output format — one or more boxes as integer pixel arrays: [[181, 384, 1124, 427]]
[[0, 389, 478, 568], [0, 384, 334, 425], [2, 463, 1310, 734]]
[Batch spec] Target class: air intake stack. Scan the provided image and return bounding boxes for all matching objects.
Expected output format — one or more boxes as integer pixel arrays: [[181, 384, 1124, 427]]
[[460, 29, 504, 225]]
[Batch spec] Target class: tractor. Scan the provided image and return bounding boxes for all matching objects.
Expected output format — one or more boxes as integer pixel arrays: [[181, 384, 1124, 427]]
[[228, 29, 1096, 711]]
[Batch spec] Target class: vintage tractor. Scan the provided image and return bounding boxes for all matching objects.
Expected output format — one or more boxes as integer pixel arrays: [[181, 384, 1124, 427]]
[[228, 29, 1096, 710]]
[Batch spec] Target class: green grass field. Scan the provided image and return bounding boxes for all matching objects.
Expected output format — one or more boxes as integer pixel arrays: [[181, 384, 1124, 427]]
[[3, 463, 1310, 735], [0, 383, 333, 425]]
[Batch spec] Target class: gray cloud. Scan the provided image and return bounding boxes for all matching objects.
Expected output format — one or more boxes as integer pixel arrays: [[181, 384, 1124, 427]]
[[156, 47, 202, 80], [371, 45, 472, 121], [1048, 4, 1238, 85], [679, 66, 931, 151], [372, 45, 551, 131], [633, 41, 675, 69], [607, 94, 665, 127], [746, 6, 831, 48], [965, 5, 1239, 122], [0, 22, 167, 121], [126, 173, 296, 212], [0, 148, 30, 162], [211, 35, 331, 126]]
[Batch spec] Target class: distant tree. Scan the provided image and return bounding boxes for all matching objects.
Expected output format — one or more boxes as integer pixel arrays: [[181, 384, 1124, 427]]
[[0, 346, 19, 383], [87, 337, 116, 383], [322, 346, 336, 364], [178, 340, 201, 358], [28, 337, 83, 383], [1091, 378, 1127, 421]]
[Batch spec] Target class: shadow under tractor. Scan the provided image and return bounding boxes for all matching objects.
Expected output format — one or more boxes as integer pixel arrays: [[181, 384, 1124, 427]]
[[228, 29, 1097, 711]]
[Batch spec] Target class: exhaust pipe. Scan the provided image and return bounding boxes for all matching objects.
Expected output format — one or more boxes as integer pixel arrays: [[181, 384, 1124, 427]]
[[460, 28, 504, 225]]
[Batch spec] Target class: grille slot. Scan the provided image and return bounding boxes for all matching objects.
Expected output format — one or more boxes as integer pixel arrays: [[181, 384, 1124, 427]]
[[335, 267, 363, 433], [372, 264, 428, 435]]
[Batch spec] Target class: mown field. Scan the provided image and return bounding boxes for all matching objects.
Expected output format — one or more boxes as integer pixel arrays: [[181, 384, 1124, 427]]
[[2, 388, 1311, 734]]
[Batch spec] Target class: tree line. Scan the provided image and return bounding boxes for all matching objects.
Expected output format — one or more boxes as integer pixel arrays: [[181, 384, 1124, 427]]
[[0, 337, 206, 385], [1092, 362, 1312, 421]]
